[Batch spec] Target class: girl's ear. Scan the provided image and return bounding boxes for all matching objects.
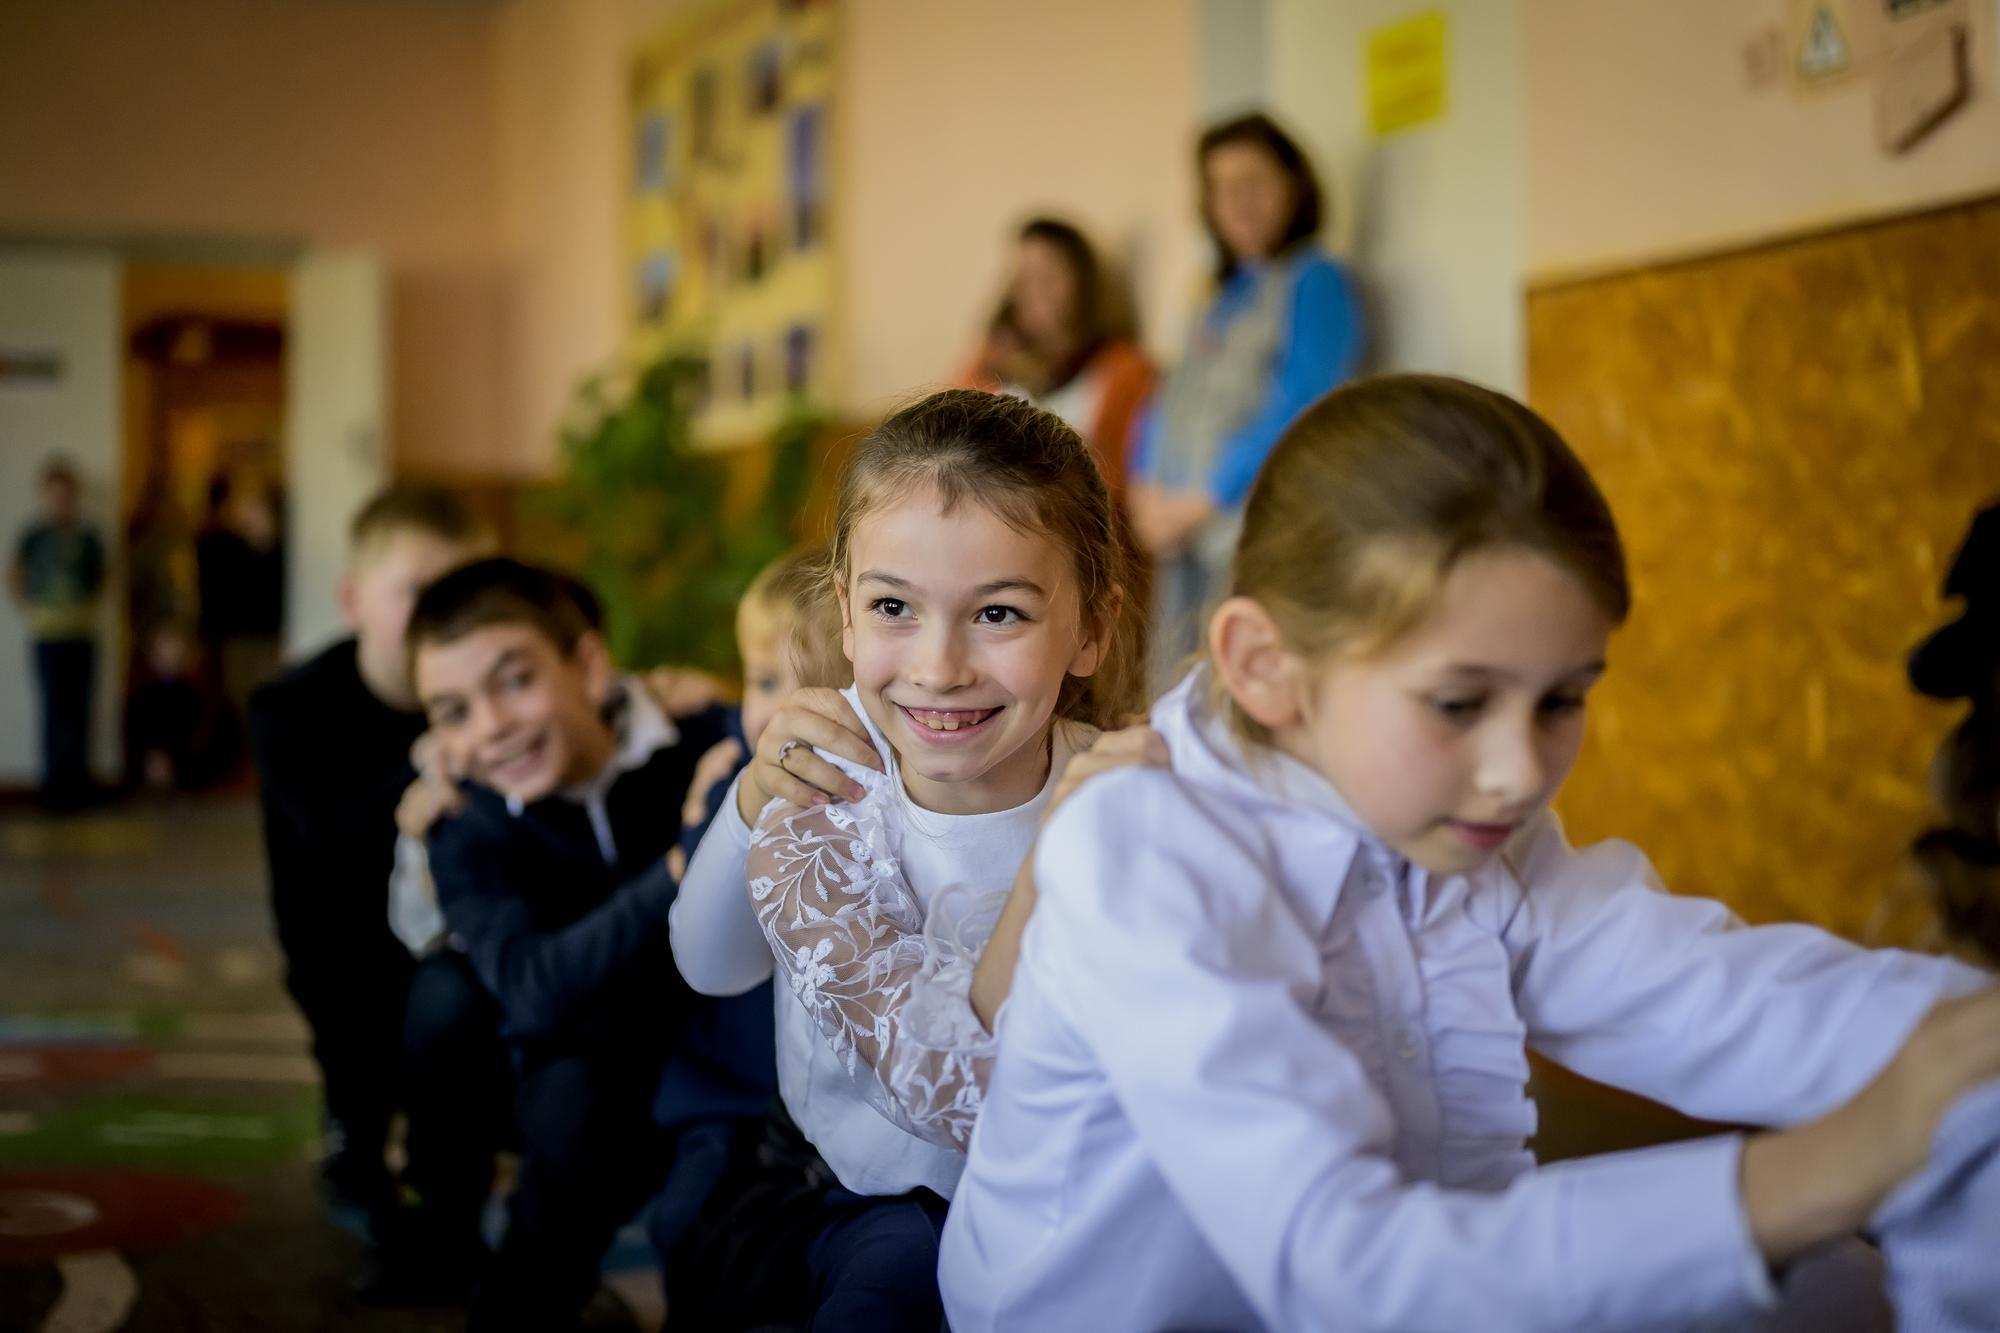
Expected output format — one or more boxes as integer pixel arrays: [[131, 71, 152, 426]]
[[836, 582, 856, 665], [1065, 585, 1120, 680], [574, 630, 616, 707], [1209, 596, 1305, 730]]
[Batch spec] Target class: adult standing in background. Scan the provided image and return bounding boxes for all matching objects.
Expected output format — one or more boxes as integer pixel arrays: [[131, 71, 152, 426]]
[[9, 457, 106, 811], [1130, 112, 1364, 686], [958, 216, 1155, 500]]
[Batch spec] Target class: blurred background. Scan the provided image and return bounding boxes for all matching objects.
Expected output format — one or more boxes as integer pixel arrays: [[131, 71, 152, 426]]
[[3, 0, 2000, 1327]]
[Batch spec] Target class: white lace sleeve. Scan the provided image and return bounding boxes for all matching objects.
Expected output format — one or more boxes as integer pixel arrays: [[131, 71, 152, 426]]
[[747, 784, 999, 1151]]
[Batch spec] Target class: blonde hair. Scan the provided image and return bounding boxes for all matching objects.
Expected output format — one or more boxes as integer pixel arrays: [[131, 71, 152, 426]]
[[1222, 373, 1629, 741], [826, 388, 1144, 730], [740, 543, 849, 690]]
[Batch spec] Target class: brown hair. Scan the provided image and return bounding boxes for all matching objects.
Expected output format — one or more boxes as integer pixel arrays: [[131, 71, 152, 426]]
[[349, 485, 490, 557], [827, 388, 1144, 731], [1222, 373, 1629, 741], [1197, 111, 1326, 282], [741, 543, 849, 690], [405, 557, 603, 672]]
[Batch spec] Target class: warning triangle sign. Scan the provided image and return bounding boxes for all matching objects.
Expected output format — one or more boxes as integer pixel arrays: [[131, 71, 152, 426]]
[[1798, 3, 1851, 80]]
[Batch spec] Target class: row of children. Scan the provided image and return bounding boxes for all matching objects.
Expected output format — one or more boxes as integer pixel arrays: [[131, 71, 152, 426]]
[[258, 378, 2000, 1330]]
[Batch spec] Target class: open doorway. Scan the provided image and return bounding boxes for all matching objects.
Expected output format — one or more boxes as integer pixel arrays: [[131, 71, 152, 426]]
[[120, 263, 288, 791]]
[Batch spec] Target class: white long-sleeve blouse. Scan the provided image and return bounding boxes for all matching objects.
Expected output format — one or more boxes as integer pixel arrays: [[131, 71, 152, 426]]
[[939, 669, 1986, 1333], [669, 685, 1087, 1195]]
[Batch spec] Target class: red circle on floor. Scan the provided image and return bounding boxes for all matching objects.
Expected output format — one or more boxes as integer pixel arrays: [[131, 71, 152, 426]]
[[0, 1046, 153, 1090], [0, 1168, 242, 1265]]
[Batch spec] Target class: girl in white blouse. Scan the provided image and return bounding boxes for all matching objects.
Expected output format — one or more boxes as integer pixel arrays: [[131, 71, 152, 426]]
[[668, 387, 1148, 1328], [939, 373, 2000, 1332]]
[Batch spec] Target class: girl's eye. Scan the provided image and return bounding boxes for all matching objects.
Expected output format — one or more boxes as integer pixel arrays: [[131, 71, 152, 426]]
[[1538, 693, 1587, 719], [431, 704, 466, 729], [1428, 695, 1485, 723], [752, 674, 782, 695], [501, 668, 534, 694], [868, 597, 908, 620], [975, 605, 1025, 627]]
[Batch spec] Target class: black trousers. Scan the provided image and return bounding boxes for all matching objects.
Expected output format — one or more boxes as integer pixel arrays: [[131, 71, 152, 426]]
[[32, 637, 94, 805], [283, 937, 413, 1201], [400, 949, 509, 1252], [470, 1049, 667, 1332]]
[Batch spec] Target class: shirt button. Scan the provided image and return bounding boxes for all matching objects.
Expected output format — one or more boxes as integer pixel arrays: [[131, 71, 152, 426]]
[[1397, 1032, 1420, 1062]]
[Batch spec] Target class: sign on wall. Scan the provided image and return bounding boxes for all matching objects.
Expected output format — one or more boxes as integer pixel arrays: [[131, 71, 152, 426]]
[[627, 0, 837, 446], [1366, 10, 1448, 136]]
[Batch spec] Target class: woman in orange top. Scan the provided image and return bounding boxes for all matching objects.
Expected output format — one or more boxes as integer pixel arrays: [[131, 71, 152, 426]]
[[957, 217, 1155, 499]]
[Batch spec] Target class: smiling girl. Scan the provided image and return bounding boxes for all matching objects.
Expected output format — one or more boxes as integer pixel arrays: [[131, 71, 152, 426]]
[[940, 374, 2000, 1332], [669, 388, 1148, 1329]]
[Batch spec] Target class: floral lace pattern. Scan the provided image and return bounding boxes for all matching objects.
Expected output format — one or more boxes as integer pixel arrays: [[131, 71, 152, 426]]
[[747, 769, 1001, 1151]]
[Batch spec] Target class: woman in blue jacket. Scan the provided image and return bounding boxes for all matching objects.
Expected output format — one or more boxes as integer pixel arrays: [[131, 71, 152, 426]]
[[1131, 112, 1364, 686]]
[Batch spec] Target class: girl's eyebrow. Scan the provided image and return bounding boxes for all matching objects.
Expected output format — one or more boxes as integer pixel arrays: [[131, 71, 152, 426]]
[[856, 570, 1048, 599], [1437, 661, 1607, 685]]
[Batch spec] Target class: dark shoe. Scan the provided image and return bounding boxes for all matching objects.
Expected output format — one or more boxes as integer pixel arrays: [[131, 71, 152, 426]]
[[350, 1236, 483, 1308]]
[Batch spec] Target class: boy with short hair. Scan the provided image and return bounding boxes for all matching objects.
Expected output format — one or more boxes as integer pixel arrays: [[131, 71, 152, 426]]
[[409, 556, 761, 1331], [9, 457, 106, 810], [246, 486, 497, 1291]]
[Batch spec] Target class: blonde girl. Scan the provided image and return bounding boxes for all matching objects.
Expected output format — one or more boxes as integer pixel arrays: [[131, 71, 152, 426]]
[[940, 374, 2000, 1332]]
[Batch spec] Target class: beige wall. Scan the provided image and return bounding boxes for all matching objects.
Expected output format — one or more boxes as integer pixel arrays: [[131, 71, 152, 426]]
[[0, 0, 514, 475], [1527, 0, 2000, 279], [1, 0, 1203, 477], [834, 0, 1203, 413], [1270, 0, 1526, 392]]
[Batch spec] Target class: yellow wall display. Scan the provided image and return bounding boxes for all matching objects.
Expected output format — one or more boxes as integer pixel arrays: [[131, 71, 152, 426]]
[[1366, 10, 1448, 136], [627, 0, 837, 446]]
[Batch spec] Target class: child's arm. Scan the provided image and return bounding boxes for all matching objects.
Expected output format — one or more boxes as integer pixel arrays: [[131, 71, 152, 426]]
[[748, 791, 994, 1150], [1023, 769, 1985, 1332], [429, 810, 686, 1040], [1500, 816, 1990, 1126]]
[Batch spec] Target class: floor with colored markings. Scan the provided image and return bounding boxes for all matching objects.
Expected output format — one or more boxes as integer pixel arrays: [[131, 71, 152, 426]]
[[0, 793, 661, 1331]]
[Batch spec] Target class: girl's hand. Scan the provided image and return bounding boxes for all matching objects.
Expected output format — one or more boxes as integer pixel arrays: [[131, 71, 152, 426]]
[[1041, 724, 1169, 827], [642, 665, 732, 718], [970, 725, 1169, 1029], [735, 688, 883, 824], [1741, 984, 2000, 1263]]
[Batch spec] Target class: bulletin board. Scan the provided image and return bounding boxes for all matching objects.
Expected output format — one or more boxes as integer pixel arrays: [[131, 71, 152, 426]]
[[627, 0, 838, 447], [1526, 194, 2000, 944]]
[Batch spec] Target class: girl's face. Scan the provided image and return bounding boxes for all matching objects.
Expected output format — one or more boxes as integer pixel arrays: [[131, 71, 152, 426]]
[[1204, 141, 1296, 264], [841, 484, 1102, 816], [1010, 238, 1079, 345], [1244, 549, 1612, 877]]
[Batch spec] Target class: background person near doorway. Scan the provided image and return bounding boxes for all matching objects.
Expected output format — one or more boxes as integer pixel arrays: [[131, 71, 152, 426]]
[[1130, 112, 1365, 689], [9, 456, 106, 811]]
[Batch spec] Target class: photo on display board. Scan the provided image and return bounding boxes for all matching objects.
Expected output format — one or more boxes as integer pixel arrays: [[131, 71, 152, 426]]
[[747, 41, 782, 115], [787, 104, 824, 250], [636, 251, 676, 325], [784, 324, 815, 393], [635, 111, 671, 193]]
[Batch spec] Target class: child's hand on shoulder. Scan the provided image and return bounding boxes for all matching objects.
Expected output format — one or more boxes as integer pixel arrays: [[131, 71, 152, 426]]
[[1042, 724, 1169, 828], [1741, 983, 2000, 1263], [642, 665, 732, 718], [682, 737, 745, 832], [397, 731, 464, 839], [737, 688, 881, 823]]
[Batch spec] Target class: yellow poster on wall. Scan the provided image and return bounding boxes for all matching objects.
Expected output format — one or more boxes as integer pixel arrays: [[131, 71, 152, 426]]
[[1367, 10, 1448, 136], [627, 0, 838, 447]]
